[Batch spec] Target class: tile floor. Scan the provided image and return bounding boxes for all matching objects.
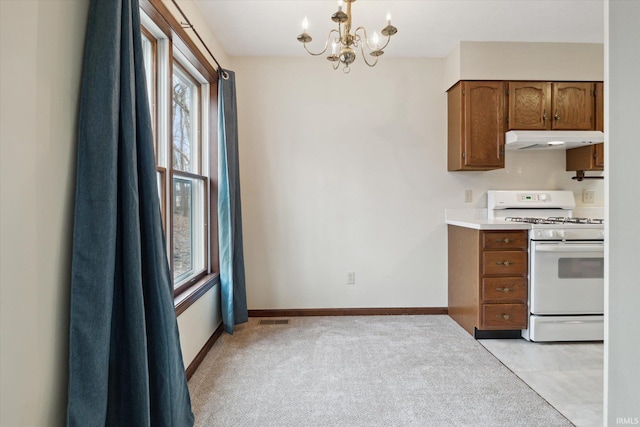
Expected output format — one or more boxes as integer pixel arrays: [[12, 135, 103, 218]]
[[480, 338, 604, 427]]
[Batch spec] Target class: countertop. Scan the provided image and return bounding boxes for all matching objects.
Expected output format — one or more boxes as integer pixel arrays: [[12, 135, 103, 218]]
[[445, 208, 529, 230], [445, 207, 605, 230], [445, 218, 530, 230]]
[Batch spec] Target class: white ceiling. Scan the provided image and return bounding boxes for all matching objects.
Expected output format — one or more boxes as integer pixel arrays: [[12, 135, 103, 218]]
[[194, 0, 604, 58]]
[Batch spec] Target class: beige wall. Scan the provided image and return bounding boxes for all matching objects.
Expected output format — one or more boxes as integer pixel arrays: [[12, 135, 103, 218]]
[[164, 0, 231, 69], [0, 1, 89, 426], [605, 1, 640, 423], [232, 56, 603, 311], [444, 41, 604, 90]]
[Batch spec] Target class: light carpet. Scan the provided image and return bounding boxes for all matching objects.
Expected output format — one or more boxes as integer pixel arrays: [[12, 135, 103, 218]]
[[188, 315, 572, 427]]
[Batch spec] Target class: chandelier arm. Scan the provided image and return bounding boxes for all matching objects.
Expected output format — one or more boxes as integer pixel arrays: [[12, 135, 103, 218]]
[[303, 29, 340, 56], [378, 33, 392, 51], [354, 26, 392, 52], [358, 41, 380, 67], [353, 27, 372, 52]]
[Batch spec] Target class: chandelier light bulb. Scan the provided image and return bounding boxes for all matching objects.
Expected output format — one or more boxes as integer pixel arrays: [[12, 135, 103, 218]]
[[332, 41, 338, 55], [337, 0, 343, 12], [372, 31, 379, 49], [302, 16, 309, 31], [386, 11, 392, 24]]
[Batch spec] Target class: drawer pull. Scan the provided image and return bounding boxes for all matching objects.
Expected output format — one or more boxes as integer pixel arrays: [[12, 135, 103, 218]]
[[495, 314, 511, 320], [495, 287, 513, 293], [496, 261, 512, 266], [495, 237, 511, 244]]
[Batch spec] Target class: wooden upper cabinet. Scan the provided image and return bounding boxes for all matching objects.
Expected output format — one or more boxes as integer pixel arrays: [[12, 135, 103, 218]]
[[564, 82, 604, 173], [508, 81, 596, 130], [595, 82, 604, 131], [508, 82, 551, 130], [448, 80, 602, 172], [552, 82, 595, 130], [594, 143, 604, 168], [448, 81, 505, 171], [566, 143, 604, 171]]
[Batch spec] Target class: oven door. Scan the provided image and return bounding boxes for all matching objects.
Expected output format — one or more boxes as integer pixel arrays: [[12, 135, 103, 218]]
[[529, 240, 604, 315]]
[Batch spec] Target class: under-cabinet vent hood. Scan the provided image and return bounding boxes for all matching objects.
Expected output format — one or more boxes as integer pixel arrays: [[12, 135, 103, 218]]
[[505, 130, 604, 150]]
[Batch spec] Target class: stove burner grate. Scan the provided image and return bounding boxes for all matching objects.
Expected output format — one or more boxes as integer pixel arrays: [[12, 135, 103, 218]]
[[505, 216, 605, 225]]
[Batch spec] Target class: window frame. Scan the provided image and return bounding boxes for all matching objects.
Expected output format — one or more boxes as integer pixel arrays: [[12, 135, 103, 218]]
[[140, 25, 158, 153], [140, 0, 220, 309]]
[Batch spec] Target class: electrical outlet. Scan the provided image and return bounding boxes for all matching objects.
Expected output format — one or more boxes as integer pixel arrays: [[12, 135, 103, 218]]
[[464, 189, 472, 203], [583, 190, 595, 203], [347, 272, 356, 285]]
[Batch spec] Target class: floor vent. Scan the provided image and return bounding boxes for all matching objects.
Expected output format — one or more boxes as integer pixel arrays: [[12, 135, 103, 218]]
[[259, 319, 290, 325]]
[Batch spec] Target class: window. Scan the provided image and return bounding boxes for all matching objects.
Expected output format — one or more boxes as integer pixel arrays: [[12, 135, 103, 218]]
[[172, 65, 198, 173], [140, 7, 218, 300]]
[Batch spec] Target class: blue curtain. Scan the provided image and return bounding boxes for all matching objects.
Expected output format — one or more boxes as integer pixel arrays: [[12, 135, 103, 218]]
[[66, 0, 193, 425], [218, 70, 248, 334]]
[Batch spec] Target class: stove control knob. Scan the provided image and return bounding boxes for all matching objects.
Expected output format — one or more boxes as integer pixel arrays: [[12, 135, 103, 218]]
[[539, 194, 547, 201], [544, 229, 555, 238], [556, 230, 566, 239]]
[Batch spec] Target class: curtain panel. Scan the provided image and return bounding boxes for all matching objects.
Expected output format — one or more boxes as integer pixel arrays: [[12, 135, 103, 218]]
[[67, 0, 193, 425], [218, 70, 248, 334]]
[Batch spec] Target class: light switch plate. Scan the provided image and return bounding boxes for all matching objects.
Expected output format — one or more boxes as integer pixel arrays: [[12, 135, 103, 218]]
[[347, 272, 356, 285]]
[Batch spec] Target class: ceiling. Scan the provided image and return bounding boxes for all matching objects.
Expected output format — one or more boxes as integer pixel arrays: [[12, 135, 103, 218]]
[[194, 0, 604, 58]]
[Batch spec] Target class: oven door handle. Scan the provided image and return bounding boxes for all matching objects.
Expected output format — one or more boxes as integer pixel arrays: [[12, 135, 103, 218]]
[[534, 243, 604, 252]]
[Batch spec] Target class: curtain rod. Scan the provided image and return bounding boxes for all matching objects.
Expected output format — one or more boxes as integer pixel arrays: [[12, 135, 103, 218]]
[[170, 0, 229, 80]]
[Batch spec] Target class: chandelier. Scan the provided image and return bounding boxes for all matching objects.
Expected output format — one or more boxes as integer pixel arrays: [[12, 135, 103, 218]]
[[296, 0, 398, 73]]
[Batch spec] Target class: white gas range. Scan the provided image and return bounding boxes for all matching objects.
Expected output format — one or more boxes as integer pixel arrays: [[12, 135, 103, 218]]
[[488, 190, 604, 342]]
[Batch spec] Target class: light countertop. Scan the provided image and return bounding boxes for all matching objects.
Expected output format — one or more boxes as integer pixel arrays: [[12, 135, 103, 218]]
[[445, 208, 530, 230], [445, 218, 530, 230], [444, 207, 604, 230]]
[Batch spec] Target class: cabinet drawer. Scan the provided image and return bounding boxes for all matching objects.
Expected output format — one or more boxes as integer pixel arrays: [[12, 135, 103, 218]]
[[482, 231, 527, 250], [482, 251, 527, 275], [481, 304, 527, 329], [481, 277, 527, 303]]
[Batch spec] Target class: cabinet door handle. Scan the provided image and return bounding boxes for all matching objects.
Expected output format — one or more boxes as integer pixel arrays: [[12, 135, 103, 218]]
[[554, 110, 560, 121], [495, 237, 511, 244], [543, 110, 547, 123], [495, 287, 513, 293], [496, 261, 512, 266], [495, 314, 511, 320]]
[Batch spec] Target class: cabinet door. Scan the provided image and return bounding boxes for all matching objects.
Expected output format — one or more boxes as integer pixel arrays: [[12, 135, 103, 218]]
[[552, 82, 595, 130], [594, 143, 604, 168], [566, 144, 604, 171], [463, 81, 505, 169], [508, 82, 551, 130], [595, 82, 604, 132]]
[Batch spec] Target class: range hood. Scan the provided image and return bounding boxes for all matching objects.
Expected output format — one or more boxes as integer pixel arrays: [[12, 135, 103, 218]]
[[505, 130, 604, 151]]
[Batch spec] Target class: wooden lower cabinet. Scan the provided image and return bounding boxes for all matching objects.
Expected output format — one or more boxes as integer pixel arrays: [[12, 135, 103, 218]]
[[448, 226, 528, 337], [481, 304, 528, 329]]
